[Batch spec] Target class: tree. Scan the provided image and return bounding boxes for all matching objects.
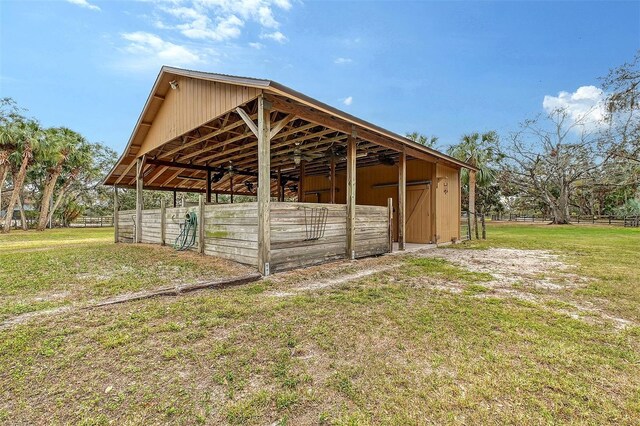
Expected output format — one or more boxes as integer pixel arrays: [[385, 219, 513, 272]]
[[0, 117, 42, 232], [503, 108, 610, 224], [33, 127, 88, 230], [0, 98, 25, 222], [406, 131, 438, 148], [46, 140, 97, 226], [447, 131, 503, 238]]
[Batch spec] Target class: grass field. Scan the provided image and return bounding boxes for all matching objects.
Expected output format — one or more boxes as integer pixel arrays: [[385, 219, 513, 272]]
[[1, 224, 639, 425]]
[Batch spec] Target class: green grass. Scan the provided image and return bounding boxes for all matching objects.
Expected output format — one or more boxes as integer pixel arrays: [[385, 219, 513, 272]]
[[0, 224, 639, 424], [0, 228, 250, 321]]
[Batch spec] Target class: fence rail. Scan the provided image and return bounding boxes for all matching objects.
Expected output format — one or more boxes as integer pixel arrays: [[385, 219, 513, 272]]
[[69, 216, 114, 228], [491, 213, 640, 227]]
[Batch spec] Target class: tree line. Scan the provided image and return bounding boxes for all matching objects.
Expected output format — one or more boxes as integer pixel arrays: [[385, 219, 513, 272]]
[[0, 99, 115, 232], [410, 51, 639, 225]]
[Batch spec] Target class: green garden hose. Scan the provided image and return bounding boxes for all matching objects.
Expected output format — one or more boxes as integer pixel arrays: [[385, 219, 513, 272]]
[[174, 211, 197, 251]]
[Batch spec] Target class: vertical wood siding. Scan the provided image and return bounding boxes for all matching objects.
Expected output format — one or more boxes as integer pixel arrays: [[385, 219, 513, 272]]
[[304, 160, 436, 242], [435, 164, 461, 243], [138, 78, 261, 156]]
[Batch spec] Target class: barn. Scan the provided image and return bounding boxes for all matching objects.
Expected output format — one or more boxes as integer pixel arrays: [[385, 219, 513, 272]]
[[104, 66, 477, 275]]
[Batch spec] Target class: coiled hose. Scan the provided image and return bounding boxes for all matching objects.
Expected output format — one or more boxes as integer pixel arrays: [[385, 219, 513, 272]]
[[174, 211, 197, 251]]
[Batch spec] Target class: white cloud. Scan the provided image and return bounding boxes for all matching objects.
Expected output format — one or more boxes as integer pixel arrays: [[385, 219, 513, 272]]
[[343, 96, 353, 106], [249, 42, 265, 49], [119, 32, 202, 70], [155, 0, 291, 43], [543, 85, 606, 129], [67, 0, 100, 11], [261, 31, 287, 43], [334, 57, 352, 65]]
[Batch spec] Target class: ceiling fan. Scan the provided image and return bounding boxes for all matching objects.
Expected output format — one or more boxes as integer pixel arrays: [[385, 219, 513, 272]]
[[289, 142, 324, 165]]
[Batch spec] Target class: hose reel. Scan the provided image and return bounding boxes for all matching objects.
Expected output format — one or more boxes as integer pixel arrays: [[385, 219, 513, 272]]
[[174, 211, 198, 251]]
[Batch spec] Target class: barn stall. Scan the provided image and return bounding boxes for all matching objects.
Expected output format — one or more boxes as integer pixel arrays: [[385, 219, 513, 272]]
[[105, 66, 476, 275]]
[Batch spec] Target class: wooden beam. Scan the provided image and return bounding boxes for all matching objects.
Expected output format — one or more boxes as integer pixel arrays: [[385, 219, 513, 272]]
[[346, 132, 356, 259], [330, 156, 336, 204], [114, 159, 137, 185], [398, 150, 406, 251], [257, 95, 271, 276], [160, 199, 166, 246], [236, 107, 258, 137], [113, 186, 119, 243], [469, 169, 476, 239], [135, 157, 144, 244], [270, 113, 296, 139], [372, 180, 432, 189], [146, 165, 168, 186], [159, 113, 251, 161], [266, 95, 445, 166], [277, 167, 282, 202], [206, 169, 212, 203], [298, 160, 305, 202], [387, 197, 393, 253], [145, 157, 297, 182], [198, 195, 205, 254]]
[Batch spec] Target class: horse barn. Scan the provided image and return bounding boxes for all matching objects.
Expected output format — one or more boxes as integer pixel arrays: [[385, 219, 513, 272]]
[[104, 66, 477, 275]]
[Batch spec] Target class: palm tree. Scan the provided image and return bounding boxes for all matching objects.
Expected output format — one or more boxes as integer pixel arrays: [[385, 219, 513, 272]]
[[46, 139, 93, 226], [35, 127, 86, 231], [447, 131, 502, 238], [1, 119, 42, 233]]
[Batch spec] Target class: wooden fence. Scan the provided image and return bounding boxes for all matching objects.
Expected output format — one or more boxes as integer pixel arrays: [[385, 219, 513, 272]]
[[491, 213, 640, 227], [69, 216, 114, 227], [115, 201, 391, 272]]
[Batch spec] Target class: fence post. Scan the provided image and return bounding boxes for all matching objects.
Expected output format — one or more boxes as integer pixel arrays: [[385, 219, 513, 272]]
[[198, 195, 205, 255], [113, 187, 119, 243], [387, 198, 393, 252], [160, 199, 166, 246]]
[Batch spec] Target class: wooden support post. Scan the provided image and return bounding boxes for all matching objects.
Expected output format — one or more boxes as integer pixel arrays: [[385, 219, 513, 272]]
[[160, 199, 166, 246], [206, 169, 212, 203], [346, 131, 356, 259], [330, 156, 336, 204], [277, 167, 282, 202], [113, 186, 119, 243], [215, 193, 219, 204], [198, 194, 205, 254], [387, 197, 393, 253], [298, 160, 305, 202], [135, 157, 144, 243], [173, 190, 177, 208], [257, 95, 272, 276], [398, 150, 406, 251], [469, 169, 476, 240]]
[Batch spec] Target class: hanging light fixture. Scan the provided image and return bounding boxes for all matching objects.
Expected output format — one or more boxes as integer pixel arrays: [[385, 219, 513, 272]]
[[293, 147, 302, 166]]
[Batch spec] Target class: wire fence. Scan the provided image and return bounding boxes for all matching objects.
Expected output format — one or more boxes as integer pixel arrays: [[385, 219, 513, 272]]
[[491, 213, 640, 227]]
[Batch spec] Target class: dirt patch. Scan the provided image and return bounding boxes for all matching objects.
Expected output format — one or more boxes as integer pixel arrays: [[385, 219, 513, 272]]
[[0, 306, 73, 329], [266, 263, 401, 297], [422, 248, 581, 289]]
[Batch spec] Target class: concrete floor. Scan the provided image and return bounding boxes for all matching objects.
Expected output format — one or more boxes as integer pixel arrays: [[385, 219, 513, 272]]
[[390, 242, 437, 254]]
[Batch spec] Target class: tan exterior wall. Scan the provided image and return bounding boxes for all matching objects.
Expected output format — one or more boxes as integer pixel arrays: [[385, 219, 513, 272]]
[[303, 160, 437, 242], [138, 78, 261, 156], [435, 164, 461, 243]]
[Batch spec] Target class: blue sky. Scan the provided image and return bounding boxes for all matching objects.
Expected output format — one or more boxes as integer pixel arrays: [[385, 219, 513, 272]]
[[1, 0, 638, 154]]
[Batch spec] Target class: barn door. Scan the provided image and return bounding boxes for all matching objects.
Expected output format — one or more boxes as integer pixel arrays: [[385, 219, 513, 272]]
[[406, 184, 431, 243]]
